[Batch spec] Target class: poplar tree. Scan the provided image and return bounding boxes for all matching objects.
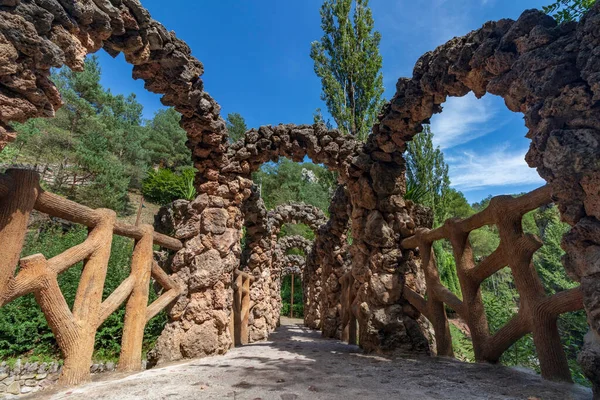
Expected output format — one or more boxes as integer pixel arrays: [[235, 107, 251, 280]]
[[310, 0, 384, 142], [406, 125, 450, 226]]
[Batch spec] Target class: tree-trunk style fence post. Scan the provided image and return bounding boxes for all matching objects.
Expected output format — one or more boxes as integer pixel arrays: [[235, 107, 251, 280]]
[[401, 186, 584, 382], [119, 225, 154, 372], [0, 170, 39, 298], [290, 273, 294, 318], [233, 270, 254, 346], [0, 169, 183, 387]]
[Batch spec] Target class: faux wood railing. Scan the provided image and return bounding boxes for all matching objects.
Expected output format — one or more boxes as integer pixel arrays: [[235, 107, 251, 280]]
[[401, 185, 583, 382], [231, 269, 255, 346], [0, 169, 183, 386], [339, 270, 357, 345]]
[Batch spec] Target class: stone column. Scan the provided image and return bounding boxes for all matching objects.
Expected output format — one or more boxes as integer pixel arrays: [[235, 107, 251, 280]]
[[348, 158, 430, 355]]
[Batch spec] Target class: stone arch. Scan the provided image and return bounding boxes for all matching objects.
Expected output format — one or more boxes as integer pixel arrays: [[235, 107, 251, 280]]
[[267, 202, 328, 236], [226, 120, 425, 352], [0, 1, 253, 365], [372, 5, 600, 387], [281, 255, 305, 278], [274, 235, 313, 263], [226, 124, 360, 178], [261, 202, 327, 338]]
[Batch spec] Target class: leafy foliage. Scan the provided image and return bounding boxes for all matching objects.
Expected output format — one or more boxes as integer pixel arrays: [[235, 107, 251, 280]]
[[543, 0, 596, 22], [145, 108, 191, 170], [253, 158, 337, 212], [142, 167, 197, 205], [280, 274, 304, 318], [406, 126, 450, 226], [3, 56, 191, 214], [226, 113, 248, 143], [310, 0, 385, 141]]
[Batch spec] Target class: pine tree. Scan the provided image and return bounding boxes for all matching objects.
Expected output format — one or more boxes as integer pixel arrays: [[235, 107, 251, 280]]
[[146, 108, 191, 170], [226, 113, 248, 143], [310, 0, 384, 141]]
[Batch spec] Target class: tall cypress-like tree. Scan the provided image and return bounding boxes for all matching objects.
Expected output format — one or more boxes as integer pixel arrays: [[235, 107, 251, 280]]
[[310, 0, 384, 142], [406, 125, 450, 226]]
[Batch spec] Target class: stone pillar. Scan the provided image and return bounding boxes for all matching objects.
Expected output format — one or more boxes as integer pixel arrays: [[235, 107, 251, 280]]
[[319, 186, 351, 339], [150, 173, 253, 364], [240, 187, 275, 343], [348, 159, 430, 355]]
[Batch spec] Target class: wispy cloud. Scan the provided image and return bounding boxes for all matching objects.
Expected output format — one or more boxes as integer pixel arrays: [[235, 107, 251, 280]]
[[430, 93, 503, 150], [447, 145, 544, 191]]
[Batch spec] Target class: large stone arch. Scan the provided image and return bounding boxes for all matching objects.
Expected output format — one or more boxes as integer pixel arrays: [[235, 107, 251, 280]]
[[372, 5, 600, 389], [257, 202, 327, 338], [0, 0, 254, 365], [226, 124, 360, 178]]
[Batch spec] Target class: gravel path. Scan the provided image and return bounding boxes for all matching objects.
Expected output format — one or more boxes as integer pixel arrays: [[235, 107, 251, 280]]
[[33, 318, 592, 400]]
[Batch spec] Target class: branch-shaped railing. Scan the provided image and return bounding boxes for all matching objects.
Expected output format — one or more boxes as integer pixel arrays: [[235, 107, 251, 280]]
[[0, 169, 182, 386], [401, 185, 583, 382]]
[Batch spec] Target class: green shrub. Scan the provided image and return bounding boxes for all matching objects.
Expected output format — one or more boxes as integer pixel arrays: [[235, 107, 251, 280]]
[[142, 167, 197, 205]]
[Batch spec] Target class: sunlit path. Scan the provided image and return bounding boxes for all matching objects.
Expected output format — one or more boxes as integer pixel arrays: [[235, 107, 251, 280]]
[[34, 319, 590, 400]]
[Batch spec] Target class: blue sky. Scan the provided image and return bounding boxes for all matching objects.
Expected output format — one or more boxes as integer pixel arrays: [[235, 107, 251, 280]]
[[95, 0, 550, 203]]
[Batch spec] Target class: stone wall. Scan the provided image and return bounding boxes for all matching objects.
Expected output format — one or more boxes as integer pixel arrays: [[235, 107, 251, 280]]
[[0, 360, 124, 396]]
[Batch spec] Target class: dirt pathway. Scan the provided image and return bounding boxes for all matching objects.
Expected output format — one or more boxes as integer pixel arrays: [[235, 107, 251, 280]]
[[32, 318, 591, 400]]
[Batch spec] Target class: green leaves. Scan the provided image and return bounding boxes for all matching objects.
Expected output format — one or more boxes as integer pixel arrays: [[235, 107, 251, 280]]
[[226, 113, 248, 143], [253, 158, 336, 213], [405, 125, 451, 226], [542, 0, 596, 23], [142, 167, 198, 205], [311, 0, 385, 141]]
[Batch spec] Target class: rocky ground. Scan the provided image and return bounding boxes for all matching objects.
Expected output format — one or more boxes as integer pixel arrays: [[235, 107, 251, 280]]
[[28, 318, 592, 400]]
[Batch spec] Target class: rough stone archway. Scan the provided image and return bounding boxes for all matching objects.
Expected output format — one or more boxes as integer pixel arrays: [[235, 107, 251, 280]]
[[0, 0, 253, 366], [371, 5, 600, 390], [274, 235, 312, 271], [245, 201, 327, 342]]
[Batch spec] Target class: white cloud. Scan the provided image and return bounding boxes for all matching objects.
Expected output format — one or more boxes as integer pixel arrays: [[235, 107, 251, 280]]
[[447, 145, 545, 191], [430, 93, 503, 150]]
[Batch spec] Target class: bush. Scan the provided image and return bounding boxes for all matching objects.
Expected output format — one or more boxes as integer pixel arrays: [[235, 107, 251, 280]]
[[0, 222, 166, 361], [280, 303, 304, 318], [142, 167, 197, 205]]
